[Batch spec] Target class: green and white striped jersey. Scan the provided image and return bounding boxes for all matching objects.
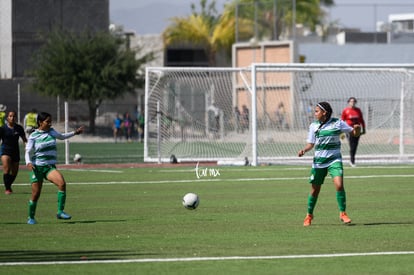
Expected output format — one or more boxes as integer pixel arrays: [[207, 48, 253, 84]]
[[25, 128, 75, 166], [306, 118, 353, 168]]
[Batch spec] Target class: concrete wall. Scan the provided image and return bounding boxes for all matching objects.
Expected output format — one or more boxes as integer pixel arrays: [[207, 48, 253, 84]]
[[12, 0, 109, 77]]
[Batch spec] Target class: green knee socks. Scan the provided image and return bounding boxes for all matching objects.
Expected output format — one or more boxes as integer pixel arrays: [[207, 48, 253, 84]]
[[336, 190, 347, 212], [307, 194, 318, 215], [28, 200, 37, 219], [57, 191, 66, 214]]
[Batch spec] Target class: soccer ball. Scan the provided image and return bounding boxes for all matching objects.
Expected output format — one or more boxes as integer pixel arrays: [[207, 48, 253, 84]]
[[182, 193, 199, 210], [73, 153, 82, 163]]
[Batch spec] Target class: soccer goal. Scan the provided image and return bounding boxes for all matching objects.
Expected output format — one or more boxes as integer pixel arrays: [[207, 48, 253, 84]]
[[144, 64, 414, 165]]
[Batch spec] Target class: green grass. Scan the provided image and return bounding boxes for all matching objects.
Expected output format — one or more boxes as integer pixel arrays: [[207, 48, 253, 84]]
[[19, 142, 144, 164], [0, 164, 413, 274], [18, 141, 414, 165]]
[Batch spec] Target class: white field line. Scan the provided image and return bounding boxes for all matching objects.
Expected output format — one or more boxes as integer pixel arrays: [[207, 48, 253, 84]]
[[155, 165, 414, 173], [12, 173, 414, 186], [1, 251, 413, 266], [58, 165, 414, 174], [63, 169, 122, 173]]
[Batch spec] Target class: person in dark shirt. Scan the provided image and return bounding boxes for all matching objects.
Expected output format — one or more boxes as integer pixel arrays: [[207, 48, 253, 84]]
[[0, 110, 27, 194]]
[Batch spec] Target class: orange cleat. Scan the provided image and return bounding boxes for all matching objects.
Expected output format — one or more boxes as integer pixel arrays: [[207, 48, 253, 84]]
[[340, 212, 352, 224], [303, 214, 313, 226]]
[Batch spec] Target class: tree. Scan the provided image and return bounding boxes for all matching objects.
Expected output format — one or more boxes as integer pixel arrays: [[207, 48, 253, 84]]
[[29, 29, 153, 134], [230, 0, 335, 41], [163, 0, 334, 65], [190, 0, 219, 26], [163, 0, 251, 65]]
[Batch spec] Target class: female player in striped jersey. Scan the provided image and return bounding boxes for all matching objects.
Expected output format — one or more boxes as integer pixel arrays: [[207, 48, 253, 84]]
[[298, 102, 361, 226], [25, 112, 84, 224]]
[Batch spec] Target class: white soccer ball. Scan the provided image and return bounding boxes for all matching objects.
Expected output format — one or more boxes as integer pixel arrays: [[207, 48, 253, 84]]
[[182, 193, 199, 210], [73, 153, 82, 162]]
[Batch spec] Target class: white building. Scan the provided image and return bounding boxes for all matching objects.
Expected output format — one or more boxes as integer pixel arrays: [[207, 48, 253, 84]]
[[388, 13, 414, 43], [389, 13, 414, 33]]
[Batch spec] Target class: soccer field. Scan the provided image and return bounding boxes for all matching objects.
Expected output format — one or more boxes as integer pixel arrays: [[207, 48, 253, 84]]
[[0, 164, 413, 274]]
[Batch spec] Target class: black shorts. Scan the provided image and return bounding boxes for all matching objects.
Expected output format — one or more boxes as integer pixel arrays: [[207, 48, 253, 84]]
[[1, 149, 20, 162]]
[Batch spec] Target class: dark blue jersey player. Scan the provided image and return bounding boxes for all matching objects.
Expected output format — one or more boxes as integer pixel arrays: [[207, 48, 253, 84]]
[[0, 111, 27, 194]]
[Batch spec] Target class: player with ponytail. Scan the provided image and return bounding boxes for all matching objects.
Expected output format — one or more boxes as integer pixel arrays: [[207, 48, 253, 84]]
[[298, 102, 361, 226]]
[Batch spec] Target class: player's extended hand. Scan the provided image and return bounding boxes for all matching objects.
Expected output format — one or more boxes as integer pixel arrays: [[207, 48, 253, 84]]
[[26, 163, 34, 170], [75, 126, 85, 135]]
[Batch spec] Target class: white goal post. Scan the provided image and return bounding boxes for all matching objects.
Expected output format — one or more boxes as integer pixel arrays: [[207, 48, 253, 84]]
[[144, 64, 414, 165]]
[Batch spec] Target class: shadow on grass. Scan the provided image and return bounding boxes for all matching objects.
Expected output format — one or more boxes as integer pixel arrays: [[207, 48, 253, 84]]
[[362, 221, 414, 226], [2, 219, 128, 225], [65, 219, 128, 224], [318, 221, 413, 227], [0, 250, 158, 263]]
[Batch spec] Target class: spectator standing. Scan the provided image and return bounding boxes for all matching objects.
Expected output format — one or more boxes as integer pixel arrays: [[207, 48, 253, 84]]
[[275, 102, 289, 130], [208, 104, 220, 135], [113, 114, 123, 143], [241, 105, 249, 133], [234, 106, 241, 133], [137, 110, 145, 143], [0, 104, 6, 127], [123, 112, 133, 142], [341, 97, 366, 167], [307, 101, 314, 125], [24, 108, 38, 135]]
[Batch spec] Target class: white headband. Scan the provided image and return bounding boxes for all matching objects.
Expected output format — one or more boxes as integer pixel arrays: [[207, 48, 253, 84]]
[[317, 103, 326, 112]]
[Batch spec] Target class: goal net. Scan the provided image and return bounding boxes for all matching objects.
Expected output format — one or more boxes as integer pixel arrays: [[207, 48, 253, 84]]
[[144, 64, 414, 165]]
